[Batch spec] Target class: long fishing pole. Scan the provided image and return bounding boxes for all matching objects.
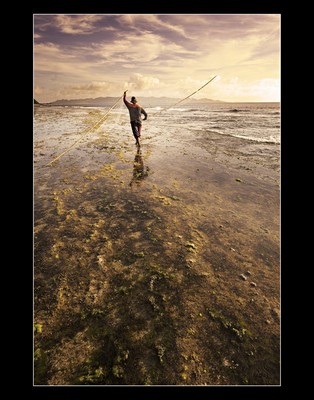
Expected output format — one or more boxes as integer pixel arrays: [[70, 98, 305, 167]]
[[45, 93, 124, 167], [152, 75, 217, 116]]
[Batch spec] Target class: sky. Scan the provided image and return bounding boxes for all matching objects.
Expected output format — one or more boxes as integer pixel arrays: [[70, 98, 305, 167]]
[[34, 14, 280, 103]]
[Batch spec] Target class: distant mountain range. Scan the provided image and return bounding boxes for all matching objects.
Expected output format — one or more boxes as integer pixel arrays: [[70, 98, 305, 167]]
[[45, 96, 224, 107]]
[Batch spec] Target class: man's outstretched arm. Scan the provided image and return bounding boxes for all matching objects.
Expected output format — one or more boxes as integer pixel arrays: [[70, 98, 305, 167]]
[[123, 90, 132, 107]]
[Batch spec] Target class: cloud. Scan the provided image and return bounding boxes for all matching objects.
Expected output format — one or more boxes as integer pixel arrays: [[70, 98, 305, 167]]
[[68, 81, 115, 92], [35, 73, 164, 101], [59, 74, 163, 99], [34, 14, 280, 102], [34, 85, 44, 96], [124, 73, 161, 91], [118, 14, 190, 41], [243, 28, 280, 62], [92, 31, 197, 66], [210, 77, 280, 102], [55, 81, 117, 98], [34, 42, 100, 81], [93, 33, 164, 63], [34, 15, 53, 33], [175, 76, 213, 95], [54, 15, 104, 35], [34, 42, 78, 76]]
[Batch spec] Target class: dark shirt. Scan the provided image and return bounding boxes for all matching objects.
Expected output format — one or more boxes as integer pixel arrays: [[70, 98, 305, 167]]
[[124, 98, 147, 123]]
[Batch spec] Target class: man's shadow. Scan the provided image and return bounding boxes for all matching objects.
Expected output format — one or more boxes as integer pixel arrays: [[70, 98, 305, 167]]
[[129, 148, 149, 187]]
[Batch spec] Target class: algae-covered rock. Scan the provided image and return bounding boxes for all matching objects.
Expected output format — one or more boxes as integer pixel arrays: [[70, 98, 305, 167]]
[[34, 324, 42, 333], [34, 348, 48, 384]]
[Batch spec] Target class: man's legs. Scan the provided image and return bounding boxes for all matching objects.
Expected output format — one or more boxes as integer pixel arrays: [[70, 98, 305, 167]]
[[131, 121, 142, 146], [137, 123, 142, 138]]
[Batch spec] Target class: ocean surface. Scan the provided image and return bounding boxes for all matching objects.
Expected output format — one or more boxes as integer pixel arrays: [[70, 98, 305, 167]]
[[146, 102, 280, 145], [35, 101, 280, 142], [34, 101, 280, 184]]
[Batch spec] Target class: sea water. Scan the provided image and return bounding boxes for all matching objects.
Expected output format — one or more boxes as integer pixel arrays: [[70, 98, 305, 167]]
[[146, 102, 280, 144], [34, 101, 280, 184]]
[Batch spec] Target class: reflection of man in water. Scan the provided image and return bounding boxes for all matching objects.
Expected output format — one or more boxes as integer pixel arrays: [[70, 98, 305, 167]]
[[129, 148, 149, 187]]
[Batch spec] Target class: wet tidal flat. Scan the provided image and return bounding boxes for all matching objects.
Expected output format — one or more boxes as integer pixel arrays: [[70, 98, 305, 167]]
[[34, 107, 280, 385]]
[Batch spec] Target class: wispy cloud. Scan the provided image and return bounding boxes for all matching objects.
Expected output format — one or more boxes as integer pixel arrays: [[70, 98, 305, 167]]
[[211, 77, 280, 102], [124, 73, 162, 91], [34, 14, 280, 102], [54, 15, 104, 35]]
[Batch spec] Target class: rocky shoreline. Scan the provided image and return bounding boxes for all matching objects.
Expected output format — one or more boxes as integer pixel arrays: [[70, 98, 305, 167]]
[[34, 107, 280, 385]]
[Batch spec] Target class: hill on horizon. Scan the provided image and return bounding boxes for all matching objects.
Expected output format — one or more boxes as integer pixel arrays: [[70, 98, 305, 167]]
[[46, 96, 224, 107]]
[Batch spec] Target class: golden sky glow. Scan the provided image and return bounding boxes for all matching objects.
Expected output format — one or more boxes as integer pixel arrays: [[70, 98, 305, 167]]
[[34, 14, 280, 103]]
